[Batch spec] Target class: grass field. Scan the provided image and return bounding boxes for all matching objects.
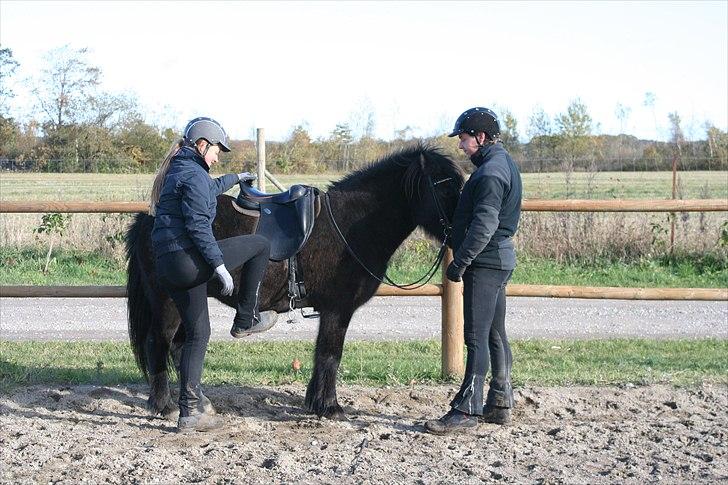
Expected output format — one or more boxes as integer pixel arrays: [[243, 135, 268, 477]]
[[1, 339, 725, 391], [2, 246, 725, 288], [1, 170, 727, 201]]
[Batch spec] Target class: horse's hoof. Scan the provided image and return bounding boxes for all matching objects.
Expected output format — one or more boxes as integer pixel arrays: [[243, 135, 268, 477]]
[[321, 405, 348, 421], [162, 406, 180, 422], [147, 398, 179, 421]]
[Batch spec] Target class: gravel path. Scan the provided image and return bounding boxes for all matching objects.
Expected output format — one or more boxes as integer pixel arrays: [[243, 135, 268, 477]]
[[1, 296, 726, 341]]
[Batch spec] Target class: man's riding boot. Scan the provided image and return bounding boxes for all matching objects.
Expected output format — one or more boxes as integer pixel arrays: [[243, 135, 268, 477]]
[[424, 409, 478, 435], [230, 310, 279, 338], [481, 405, 511, 425]]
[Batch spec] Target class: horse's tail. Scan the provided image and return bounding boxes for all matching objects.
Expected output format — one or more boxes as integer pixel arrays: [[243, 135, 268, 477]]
[[125, 213, 154, 381]]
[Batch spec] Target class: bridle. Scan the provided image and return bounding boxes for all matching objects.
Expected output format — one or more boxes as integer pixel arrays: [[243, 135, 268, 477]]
[[324, 175, 455, 290]]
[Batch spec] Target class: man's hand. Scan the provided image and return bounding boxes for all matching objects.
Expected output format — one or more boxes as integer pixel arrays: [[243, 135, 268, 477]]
[[238, 172, 257, 183], [214, 264, 235, 296], [446, 261, 466, 282]]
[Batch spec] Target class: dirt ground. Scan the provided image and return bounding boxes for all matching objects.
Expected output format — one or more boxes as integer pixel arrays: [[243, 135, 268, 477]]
[[1, 382, 726, 484]]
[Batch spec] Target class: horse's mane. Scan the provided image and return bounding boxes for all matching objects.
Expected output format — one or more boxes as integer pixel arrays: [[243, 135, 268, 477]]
[[329, 142, 457, 202]]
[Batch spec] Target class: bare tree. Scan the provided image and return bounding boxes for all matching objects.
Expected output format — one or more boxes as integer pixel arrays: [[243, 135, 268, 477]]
[[0, 46, 19, 115], [615, 103, 632, 170], [32, 45, 100, 128]]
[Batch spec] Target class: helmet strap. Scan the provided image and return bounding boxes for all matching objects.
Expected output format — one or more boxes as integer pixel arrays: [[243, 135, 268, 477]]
[[475, 132, 485, 148], [196, 140, 210, 158]]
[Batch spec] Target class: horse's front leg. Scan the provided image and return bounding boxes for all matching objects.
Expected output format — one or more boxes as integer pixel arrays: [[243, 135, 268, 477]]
[[305, 308, 353, 420]]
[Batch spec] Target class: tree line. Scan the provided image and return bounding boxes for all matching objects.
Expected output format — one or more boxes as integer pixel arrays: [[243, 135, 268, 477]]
[[1, 45, 726, 174]]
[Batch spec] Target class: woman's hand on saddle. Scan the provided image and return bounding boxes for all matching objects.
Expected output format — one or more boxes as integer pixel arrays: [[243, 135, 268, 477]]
[[214, 264, 235, 296], [238, 172, 257, 183]]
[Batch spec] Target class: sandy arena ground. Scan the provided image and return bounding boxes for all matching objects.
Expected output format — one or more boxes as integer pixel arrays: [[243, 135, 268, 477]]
[[1, 382, 726, 484]]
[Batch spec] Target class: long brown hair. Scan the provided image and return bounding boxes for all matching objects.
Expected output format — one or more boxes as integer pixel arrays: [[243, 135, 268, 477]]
[[149, 139, 184, 216]]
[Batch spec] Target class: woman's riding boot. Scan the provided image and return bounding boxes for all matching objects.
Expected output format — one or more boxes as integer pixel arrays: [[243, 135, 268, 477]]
[[177, 412, 225, 433], [230, 310, 279, 338], [177, 385, 224, 433]]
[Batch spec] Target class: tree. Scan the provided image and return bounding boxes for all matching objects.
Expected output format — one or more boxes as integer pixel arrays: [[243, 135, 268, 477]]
[[499, 109, 521, 155], [615, 103, 632, 170], [526, 107, 556, 171], [32, 45, 100, 129], [554, 99, 595, 174], [331, 123, 353, 170], [556, 99, 592, 137], [704, 123, 728, 169], [0, 47, 19, 115], [615, 103, 631, 135], [282, 124, 316, 172], [668, 112, 685, 149]]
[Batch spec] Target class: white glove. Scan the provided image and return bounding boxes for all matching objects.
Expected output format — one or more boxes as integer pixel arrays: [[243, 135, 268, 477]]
[[238, 172, 257, 183], [214, 264, 234, 296]]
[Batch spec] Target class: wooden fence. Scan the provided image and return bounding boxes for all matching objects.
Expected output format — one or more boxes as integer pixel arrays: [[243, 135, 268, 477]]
[[1, 198, 727, 378]]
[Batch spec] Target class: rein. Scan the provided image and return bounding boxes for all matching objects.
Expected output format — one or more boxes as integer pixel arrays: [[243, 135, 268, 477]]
[[323, 175, 453, 290]]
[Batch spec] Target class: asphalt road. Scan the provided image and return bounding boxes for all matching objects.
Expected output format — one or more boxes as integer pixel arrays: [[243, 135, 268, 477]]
[[1, 296, 726, 341]]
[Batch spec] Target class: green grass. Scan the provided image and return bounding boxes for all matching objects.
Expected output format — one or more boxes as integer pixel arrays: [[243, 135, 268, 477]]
[[2, 246, 725, 288], [0, 247, 125, 285], [2, 171, 726, 201], [1, 339, 725, 392], [512, 253, 728, 289]]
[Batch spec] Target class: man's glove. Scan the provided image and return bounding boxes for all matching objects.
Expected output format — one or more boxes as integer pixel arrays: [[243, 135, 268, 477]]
[[238, 172, 257, 183], [214, 264, 235, 296], [446, 261, 466, 282]]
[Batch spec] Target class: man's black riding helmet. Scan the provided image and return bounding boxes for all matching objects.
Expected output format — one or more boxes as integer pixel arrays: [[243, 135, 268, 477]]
[[183, 117, 231, 152], [448, 107, 501, 139]]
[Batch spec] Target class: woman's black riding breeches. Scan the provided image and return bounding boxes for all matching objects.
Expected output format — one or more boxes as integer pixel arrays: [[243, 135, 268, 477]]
[[156, 234, 270, 417], [450, 267, 514, 415]]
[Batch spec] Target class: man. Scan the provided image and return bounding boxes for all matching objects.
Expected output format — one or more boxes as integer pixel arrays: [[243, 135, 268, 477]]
[[425, 107, 523, 435]]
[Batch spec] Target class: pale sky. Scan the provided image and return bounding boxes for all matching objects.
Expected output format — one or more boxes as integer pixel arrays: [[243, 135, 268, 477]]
[[1, 0, 726, 142]]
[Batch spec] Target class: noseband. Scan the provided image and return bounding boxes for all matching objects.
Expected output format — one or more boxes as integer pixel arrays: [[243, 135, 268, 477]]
[[324, 174, 455, 290]]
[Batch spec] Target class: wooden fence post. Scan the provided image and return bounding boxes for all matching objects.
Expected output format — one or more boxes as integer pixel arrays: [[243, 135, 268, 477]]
[[256, 128, 266, 192], [441, 248, 464, 379]]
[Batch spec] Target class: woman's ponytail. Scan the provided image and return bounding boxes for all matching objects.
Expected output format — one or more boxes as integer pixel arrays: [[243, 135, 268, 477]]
[[149, 139, 184, 216]]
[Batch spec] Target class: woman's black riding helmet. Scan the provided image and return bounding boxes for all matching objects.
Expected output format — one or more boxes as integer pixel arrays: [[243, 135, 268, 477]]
[[183, 117, 232, 152], [448, 107, 501, 140]]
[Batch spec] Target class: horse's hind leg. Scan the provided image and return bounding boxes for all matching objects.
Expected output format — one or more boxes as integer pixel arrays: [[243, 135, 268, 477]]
[[305, 308, 353, 420], [145, 301, 181, 421]]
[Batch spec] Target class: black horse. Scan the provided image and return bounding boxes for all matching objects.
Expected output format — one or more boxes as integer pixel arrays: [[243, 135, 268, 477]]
[[126, 144, 464, 420]]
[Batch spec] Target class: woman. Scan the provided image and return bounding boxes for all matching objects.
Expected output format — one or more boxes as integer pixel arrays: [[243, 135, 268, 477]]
[[425, 107, 522, 435], [150, 117, 277, 432]]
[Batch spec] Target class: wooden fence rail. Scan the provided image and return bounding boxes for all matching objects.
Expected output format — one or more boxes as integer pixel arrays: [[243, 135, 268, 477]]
[[2, 284, 725, 301], [2, 199, 727, 214]]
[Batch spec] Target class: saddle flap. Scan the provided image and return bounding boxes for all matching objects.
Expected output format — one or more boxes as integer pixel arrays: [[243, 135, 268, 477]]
[[255, 186, 317, 261]]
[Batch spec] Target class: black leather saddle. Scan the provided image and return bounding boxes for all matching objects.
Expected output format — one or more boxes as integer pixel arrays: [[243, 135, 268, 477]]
[[234, 182, 319, 262]]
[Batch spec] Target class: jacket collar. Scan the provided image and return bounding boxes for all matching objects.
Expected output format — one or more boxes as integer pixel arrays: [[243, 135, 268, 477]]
[[175, 145, 210, 173], [469, 142, 504, 168]]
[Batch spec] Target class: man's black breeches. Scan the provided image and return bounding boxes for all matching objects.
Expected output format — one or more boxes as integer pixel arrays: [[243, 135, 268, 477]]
[[451, 267, 514, 415]]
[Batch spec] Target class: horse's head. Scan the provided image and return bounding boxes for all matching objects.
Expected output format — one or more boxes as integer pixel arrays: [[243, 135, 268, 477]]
[[403, 144, 465, 240]]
